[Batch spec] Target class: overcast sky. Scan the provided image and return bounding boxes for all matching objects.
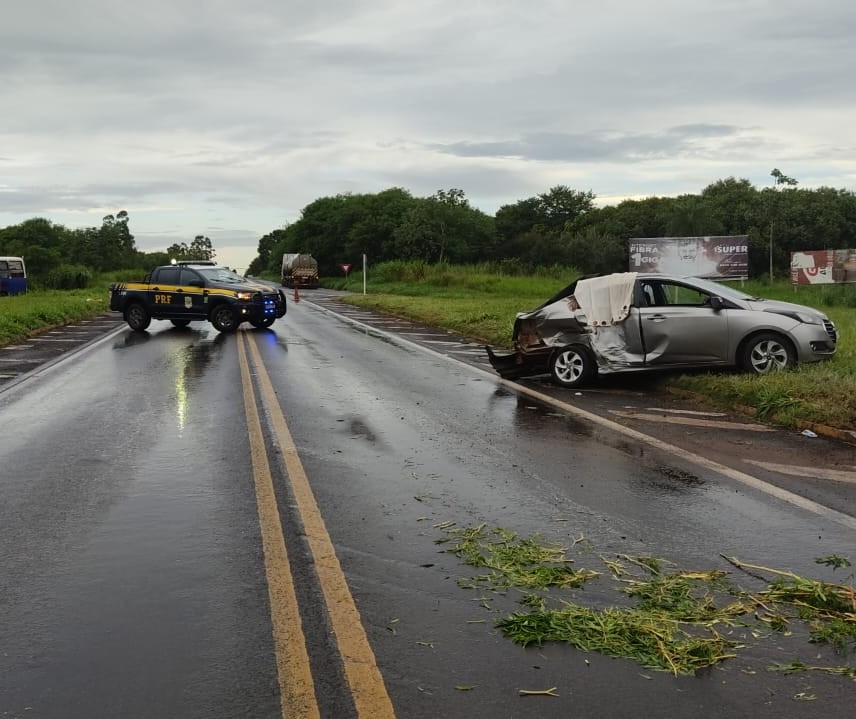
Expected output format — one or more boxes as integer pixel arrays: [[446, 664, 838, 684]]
[[1, 0, 854, 272]]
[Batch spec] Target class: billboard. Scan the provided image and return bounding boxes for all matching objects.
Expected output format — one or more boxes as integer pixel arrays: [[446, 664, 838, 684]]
[[628, 236, 748, 279], [790, 249, 856, 284]]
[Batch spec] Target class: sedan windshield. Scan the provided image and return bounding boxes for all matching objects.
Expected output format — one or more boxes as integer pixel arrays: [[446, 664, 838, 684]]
[[197, 267, 246, 284]]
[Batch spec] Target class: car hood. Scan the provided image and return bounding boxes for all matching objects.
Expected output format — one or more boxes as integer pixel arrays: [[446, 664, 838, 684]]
[[744, 298, 829, 321]]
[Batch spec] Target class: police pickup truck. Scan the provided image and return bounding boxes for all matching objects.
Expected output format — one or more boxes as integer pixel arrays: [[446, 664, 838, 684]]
[[109, 261, 287, 333]]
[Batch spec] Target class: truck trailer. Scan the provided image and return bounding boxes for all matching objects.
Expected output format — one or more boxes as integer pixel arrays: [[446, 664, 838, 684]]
[[281, 253, 319, 288]]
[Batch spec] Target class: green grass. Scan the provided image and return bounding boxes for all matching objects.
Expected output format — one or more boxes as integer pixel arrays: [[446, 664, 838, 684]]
[[330, 262, 571, 346], [0, 286, 111, 345], [333, 263, 856, 431]]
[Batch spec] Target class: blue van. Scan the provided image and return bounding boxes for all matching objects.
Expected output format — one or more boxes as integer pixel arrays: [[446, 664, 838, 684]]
[[0, 257, 27, 295]]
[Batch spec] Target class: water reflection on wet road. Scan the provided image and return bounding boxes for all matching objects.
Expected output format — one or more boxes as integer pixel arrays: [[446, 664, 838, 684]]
[[0, 298, 853, 719]]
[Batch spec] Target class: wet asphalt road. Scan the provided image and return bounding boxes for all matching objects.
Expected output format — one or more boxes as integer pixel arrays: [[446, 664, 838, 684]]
[[0, 292, 854, 719]]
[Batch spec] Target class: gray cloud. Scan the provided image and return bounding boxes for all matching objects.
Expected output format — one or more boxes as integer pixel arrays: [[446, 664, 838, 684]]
[[430, 124, 775, 163], [1, 0, 854, 271]]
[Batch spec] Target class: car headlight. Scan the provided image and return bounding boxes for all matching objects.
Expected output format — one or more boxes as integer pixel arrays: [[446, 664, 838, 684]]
[[767, 309, 820, 324], [794, 311, 821, 324], [236, 291, 254, 301]]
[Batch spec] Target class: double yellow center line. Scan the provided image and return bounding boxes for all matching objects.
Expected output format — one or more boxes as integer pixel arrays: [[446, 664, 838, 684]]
[[237, 330, 396, 719]]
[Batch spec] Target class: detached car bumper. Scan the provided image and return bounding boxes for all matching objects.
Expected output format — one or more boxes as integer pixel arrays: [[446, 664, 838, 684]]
[[486, 345, 551, 379]]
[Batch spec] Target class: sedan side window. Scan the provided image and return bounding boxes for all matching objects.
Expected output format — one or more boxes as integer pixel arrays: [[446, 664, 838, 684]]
[[640, 282, 664, 306], [659, 282, 711, 306], [641, 284, 656, 306]]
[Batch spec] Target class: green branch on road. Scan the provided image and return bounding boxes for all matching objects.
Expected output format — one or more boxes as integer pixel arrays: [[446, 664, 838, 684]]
[[439, 524, 856, 679]]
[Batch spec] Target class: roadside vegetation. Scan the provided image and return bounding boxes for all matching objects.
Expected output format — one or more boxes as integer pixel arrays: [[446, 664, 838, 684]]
[[438, 523, 855, 680], [246, 177, 856, 283], [0, 266, 176, 346], [0, 286, 110, 346], [326, 261, 856, 432], [3, 259, 853, 432], [4, 174, 855, 432]]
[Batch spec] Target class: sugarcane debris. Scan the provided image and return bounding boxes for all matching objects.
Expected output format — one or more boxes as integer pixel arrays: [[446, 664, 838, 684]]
[[722, 555, 856, 653], [442, 524, 599, 590], [519, 687, 559, 697], [769, 661, 856, 678], [438, 524, 855, 680]]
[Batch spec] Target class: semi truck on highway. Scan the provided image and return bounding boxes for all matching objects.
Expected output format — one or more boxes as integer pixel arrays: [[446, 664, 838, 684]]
[[281, 253, 319, 289]]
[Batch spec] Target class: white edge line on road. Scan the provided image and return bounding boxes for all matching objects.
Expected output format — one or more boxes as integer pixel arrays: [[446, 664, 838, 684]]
[[0, 320, 127, 395], [301, 298, 856, 532], [609, 410, 775, 432], [744, 460, 856, 484], [646, 408, 727, 417]]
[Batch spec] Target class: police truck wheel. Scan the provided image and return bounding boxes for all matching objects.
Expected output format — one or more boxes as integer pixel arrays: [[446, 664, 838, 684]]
[[550, 345, 596, 388], [210, 305, 239, 332], [125, 302, 151, 331], [249, 317, 275, 329]]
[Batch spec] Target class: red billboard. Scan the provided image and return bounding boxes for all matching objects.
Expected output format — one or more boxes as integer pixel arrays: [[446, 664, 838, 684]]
[[791, 249, 856, 284], [629, 236, 748, 279]]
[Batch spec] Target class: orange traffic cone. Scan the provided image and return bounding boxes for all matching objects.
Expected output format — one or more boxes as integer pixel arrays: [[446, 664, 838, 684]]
[[293, 286, 300, 302]]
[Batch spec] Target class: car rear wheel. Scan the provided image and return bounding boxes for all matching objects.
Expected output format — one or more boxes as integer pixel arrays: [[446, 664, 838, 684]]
[[170, 319, 191, 328], [740, 332, 795, 374], [210, 304, 239, 333], [550, 345, 596, 388], [249, 317, 275, 329], [125, 302, 151, 331]]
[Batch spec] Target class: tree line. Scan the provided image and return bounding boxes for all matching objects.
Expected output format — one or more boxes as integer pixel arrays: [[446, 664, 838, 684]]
[[0, 211, 216, 288], [247, 176, 856, 280], [3, 173, 856, 287]]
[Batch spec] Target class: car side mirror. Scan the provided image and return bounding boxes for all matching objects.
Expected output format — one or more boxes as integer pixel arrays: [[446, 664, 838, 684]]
[[709, 296, 724, 311]]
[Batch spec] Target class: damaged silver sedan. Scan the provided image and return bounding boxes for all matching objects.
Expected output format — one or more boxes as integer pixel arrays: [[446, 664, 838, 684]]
[[487, 272, 838, 388]]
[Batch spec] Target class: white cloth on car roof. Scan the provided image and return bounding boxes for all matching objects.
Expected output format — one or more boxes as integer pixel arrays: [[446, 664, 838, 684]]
[[572, 273, 637, 326]]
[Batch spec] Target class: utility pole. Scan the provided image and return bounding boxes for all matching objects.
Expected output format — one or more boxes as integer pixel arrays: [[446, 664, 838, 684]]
[[769, 168, 798, 282], [769, 214, 774, 282]]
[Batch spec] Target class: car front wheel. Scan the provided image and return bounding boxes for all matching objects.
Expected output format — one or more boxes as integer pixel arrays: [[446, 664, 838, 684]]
[[550, 345, 596, 388], [740, 332, 795, 374], [249, 317, 275, 329], [210, 305, 239, 333]]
